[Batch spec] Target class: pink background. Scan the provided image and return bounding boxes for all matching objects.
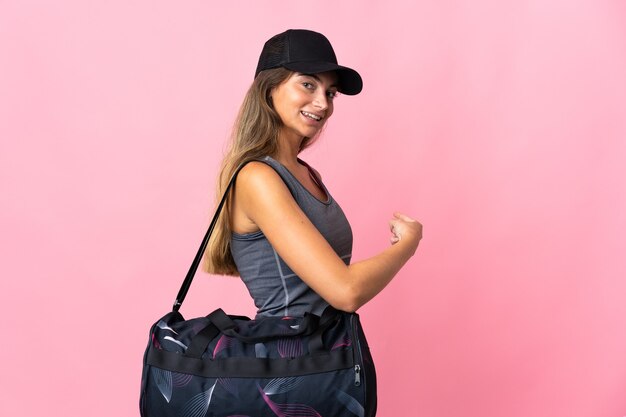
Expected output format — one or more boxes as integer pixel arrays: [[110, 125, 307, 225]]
[[2, 1, 626, 416]]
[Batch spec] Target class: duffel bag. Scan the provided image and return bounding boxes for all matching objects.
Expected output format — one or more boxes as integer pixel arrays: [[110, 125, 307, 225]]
[[140, 306, 376, 416]]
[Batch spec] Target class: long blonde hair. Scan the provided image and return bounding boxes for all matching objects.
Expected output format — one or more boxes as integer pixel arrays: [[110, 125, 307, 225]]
[[201, 67, 324, 276]]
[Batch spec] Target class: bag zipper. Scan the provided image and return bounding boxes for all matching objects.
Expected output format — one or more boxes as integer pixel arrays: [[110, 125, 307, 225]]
[[350, 314, 365, 389]]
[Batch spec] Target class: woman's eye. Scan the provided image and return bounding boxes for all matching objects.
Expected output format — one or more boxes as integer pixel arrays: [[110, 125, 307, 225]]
[[327, 91, 339, 99], [302, 82, 314, 89]]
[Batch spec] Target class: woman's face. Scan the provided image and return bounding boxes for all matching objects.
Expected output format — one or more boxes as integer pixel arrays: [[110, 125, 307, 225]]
[[271, 71, 339, 142]]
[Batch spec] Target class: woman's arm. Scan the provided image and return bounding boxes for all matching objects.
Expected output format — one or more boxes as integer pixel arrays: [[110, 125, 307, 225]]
[[235, 162, 422, 312]]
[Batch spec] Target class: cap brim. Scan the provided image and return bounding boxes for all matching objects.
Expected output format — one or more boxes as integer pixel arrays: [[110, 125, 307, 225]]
[[283, 61, 363, 95]]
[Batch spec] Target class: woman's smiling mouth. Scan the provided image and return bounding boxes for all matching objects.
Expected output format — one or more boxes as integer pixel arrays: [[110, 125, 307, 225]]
[[301, 111, 322, 121]]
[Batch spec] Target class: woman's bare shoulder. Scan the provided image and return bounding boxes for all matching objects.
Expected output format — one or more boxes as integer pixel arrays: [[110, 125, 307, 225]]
[[234, 161, 294, 211], [237, 161, 282, 189], [231, 161, 286, 234]]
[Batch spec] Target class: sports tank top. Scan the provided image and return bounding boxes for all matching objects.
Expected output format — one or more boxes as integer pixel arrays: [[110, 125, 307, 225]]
[[230, 155, 353, 318]]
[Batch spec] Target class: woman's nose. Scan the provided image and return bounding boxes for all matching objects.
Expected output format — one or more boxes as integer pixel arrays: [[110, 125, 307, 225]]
[[312, 91, 329, 110]]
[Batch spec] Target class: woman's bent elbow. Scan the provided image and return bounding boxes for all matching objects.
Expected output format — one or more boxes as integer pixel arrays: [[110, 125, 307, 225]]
[[327, 287, 363, 313], [329, 301, 359, 313]]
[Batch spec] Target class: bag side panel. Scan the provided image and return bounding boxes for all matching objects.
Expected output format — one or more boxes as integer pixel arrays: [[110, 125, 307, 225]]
[[141, 367, 366, 417]]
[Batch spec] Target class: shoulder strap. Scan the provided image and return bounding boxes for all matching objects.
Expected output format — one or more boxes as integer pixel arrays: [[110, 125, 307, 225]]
[[172, 159, 256, 312]]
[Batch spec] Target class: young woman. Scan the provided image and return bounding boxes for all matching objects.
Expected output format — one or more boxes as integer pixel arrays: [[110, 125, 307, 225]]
[[203, 29, 423, 318]]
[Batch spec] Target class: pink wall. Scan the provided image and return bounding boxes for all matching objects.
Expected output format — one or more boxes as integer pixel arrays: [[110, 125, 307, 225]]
[[2, 1, 625, 416]]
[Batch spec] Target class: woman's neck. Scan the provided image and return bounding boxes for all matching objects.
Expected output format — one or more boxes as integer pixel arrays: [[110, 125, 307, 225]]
[[274, 131, 305, 168]]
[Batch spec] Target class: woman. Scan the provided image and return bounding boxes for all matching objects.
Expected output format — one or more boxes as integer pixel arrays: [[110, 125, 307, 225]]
[[139, 30, 423, 417], [203, 29, 422, 318]]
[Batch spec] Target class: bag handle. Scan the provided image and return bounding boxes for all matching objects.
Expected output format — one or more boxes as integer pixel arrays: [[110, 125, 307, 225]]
[[172, 160, 256, 312], [183, 306, 341, 358], [206, 308, 343, 343]]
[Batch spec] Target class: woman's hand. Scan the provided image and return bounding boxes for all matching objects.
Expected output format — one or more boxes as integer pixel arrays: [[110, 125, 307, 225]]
[[389, 212, 423, 255]]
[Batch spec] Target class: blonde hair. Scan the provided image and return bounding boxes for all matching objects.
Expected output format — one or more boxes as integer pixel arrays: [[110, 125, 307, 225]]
[[201, 68, 324, 276]]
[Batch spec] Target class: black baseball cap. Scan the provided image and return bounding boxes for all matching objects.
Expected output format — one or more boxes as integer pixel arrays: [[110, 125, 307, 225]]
[[254, 29, 363, 95]]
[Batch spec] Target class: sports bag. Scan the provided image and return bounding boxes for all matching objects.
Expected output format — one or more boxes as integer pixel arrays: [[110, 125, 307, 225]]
[[140, 160, 377, 417]]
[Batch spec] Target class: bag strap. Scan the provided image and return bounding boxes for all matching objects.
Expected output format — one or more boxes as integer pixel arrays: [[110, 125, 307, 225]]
[[172, 159, 256, 312]]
